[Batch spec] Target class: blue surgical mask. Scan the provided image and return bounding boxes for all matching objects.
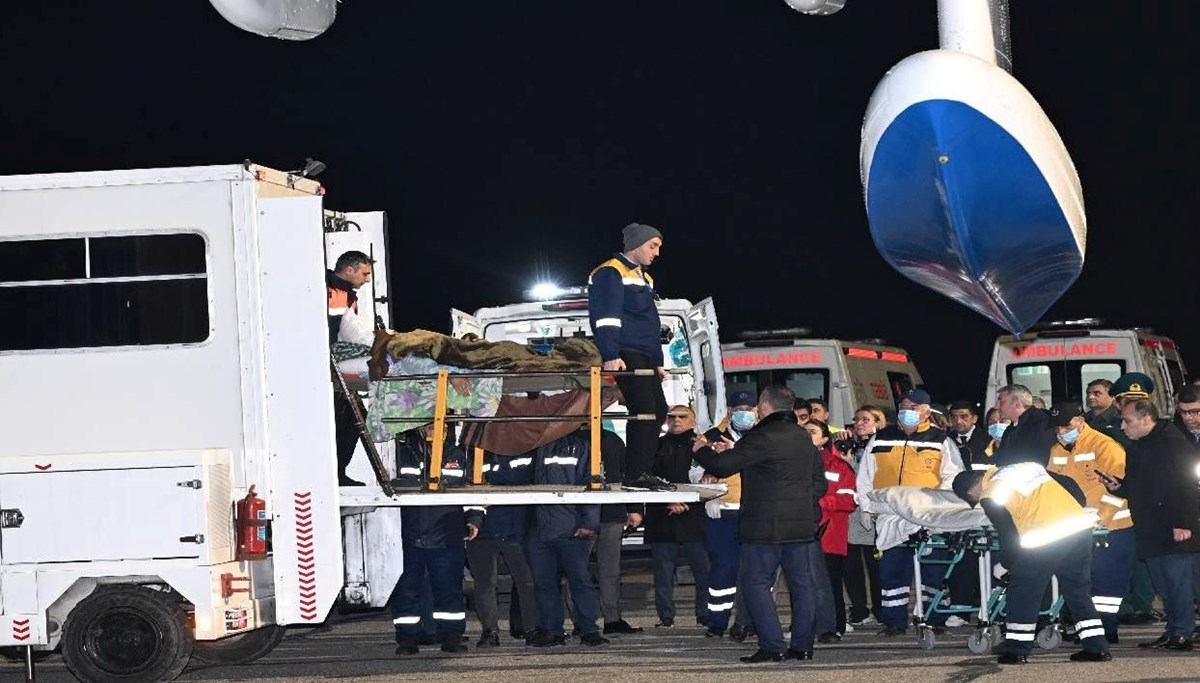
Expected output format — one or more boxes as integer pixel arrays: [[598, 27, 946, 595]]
[[987, 423, 1008, 440], [1058, 428, 1080, 446], [730, 410, 756, 431], [897, 409, 921, 429]]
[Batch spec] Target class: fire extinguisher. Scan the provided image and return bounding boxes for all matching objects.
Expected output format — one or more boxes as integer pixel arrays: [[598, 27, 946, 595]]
[[236, 485, 270, 561]]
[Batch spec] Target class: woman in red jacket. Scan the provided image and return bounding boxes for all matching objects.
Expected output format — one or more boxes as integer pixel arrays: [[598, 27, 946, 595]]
[[804, 419, 858, 640]]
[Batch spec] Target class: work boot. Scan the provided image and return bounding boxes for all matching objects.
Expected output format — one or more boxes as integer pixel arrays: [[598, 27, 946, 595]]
[[527, 630, 567, 648], [728, 624, 748, 642], [996, 653, 1028, 665], [394, 640, 419, 656], [1162, 635, 1194, 651], [580, 632, 610, 647], [740, 649, 783, 663], [338, 473, 365, 487], [816, 631, 840, 644], [603, 619, 643, 634], [624, 473, 677, 492], [1138, 633, 1169, 649], [705, 626, 725, 638], [1069, 650, 1113, 662], [783, 649, 814, 661], [440, 635, 468, 653], [476, 629, 500, 648]]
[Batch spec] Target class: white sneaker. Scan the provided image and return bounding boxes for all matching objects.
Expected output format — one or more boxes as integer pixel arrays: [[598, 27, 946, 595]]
[[945, 615, 968, 628], [844, 622, 855, 633], [849, 615, 876, 626]]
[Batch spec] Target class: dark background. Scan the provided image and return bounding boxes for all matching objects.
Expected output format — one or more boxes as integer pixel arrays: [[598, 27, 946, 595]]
[[3, 1, 1195, 402]]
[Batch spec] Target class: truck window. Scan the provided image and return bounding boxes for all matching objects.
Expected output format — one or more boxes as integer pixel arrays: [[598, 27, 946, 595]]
[[0, 234, 209, 351], [1007, 360, 1126, 405], [725, 369, 829, 404]]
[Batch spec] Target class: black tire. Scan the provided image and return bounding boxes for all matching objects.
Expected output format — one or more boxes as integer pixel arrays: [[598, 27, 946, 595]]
[[0, 646, 53, 663], [191, 625, 284, 665], [61, 585, 193, 683]]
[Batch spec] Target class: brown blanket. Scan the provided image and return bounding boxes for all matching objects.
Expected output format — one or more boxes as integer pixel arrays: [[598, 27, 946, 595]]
[[371, 329, 601, 380], [460, 386, 622, 456]]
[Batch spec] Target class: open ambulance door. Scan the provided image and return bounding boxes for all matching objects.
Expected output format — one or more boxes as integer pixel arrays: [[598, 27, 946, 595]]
[[687, 298, 727, 431], [450, 308, 483, 339]]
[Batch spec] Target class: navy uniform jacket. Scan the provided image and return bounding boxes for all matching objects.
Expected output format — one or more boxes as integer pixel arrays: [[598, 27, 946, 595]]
[[587, 253, 663, 365]]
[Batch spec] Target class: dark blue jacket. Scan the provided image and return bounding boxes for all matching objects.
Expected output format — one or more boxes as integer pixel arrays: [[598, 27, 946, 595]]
[[395, 431, 484, 547], [587, 253, 663, 365], [531, 432, 601, 540], [479, 451, 533, 541]]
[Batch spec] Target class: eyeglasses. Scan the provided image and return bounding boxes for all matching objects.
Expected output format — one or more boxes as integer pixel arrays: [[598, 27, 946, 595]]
[[667, 415, 691, 420], [853, 416, 874, 422], [1180, 409, 1200, 417]]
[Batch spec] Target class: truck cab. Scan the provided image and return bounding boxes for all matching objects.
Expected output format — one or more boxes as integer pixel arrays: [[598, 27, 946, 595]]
[[984, 319, 1188, 415], [722, 329, 924, 428], [449, 287, 727, 432]]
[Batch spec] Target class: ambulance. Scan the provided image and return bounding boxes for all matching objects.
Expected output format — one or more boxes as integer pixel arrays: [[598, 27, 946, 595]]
[[721, 329, 925, 428], [984, 319, 1188, 415]]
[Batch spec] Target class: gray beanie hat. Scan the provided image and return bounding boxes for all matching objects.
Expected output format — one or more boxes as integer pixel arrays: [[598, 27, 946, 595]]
[[622, 223, 663, 252]]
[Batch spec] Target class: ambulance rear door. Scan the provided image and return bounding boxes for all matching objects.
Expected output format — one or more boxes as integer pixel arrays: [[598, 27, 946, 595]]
[[839, 342, 923, 424], [325, 211, 390, 330], [986, 331, 1136, 410], [1135, 332, 1187, 413]]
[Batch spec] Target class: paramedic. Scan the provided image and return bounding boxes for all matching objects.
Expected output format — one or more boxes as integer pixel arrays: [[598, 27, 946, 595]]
[[588, 223, 672, 492], [1045, 401, 1133, 644], [691, 385, 826, 663], [701, 392, 752, 639], [856, 388, 963, 636], [951, 465, 1112, 664], [327, 250, 375, 486]]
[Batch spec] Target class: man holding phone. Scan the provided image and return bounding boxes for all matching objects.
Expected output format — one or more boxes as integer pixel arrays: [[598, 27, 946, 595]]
[[1045, 401, 1133, 643]]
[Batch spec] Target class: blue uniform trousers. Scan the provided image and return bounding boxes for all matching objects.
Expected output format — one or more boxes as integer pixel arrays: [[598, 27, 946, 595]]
[[739, 541, 816, 654], [389, 544, 467, 642], [879, 546, 949, 630], [705, 512, 741, 630], [526, 535, 601, 637]]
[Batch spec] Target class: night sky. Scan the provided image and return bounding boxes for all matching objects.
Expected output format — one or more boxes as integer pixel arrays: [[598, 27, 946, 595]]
[[3, 2, 1196, 403]]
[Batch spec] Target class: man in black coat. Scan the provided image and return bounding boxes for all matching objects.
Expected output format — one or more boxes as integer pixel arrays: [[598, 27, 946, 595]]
[[646, 405, 711, 629], [992, 384, 1058, 467], [1102, 399, 1200, 650], [691, 385, 826, 663]]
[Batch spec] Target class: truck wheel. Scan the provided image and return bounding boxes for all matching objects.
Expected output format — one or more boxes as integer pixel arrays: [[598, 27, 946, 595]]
[[61, 585, 193, 683], [0, 647, 53, 663], [192, 626, 284, 665]]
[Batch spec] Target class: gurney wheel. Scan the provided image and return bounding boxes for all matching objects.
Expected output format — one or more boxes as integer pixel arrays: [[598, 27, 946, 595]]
[[917, 626, 937, 650], [989, 624, 1003, 645], [966, 629, 992, 654], [1036, 625, 1062, 650]]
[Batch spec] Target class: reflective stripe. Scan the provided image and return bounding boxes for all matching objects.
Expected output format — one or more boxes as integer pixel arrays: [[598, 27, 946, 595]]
[[1077, 628, 1105, 640], [480, 464, 494, 472], [1074, 618, 1102, 630], [595, 318, 622, 328], [825, 471, 839, 482], [1093, 604, 1121, 614], [1073, 452, 1096, 462], [709, 586, 737, 597], [620, 277, 647, 286], [1020, 512, 1097, 548], [881, 587, 909, 596], [509, 457, 533, 467], [871, 440, 945, 448], [433, 612, 466, 621], [1112, 510, 1132, 520], [708, 602, 734, 611], [443, 470, 465, 478], [1051, 456, 1069, 465], [1006, 622, 1036, 631], [1093, 596, 1123, 605], [393, 616, 421, 625], [1099, 495, 1126, 508], [971, 464, 993, 471], [328, 307, 349, 315], [464, 506, 486, 512], [544, 456, 580, 466], [721, 502, 741, 510], [399, 467, 423, 475], [1007, 633, 1035, 642], [880, 598, 908, 607], [836, 488, 856, 496]]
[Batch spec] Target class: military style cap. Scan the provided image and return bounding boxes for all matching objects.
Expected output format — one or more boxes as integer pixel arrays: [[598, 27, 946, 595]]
[[1111, 372, 1154, 399]]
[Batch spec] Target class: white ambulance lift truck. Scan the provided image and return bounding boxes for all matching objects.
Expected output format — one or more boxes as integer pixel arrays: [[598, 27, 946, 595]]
[[0, 164, 718, 683]]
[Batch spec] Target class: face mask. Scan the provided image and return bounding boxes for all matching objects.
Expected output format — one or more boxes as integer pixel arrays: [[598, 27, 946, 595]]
[[730, 410, 756, 431], [987, 423, 1008, 440], [897, 409, 921, 429], [1058, 428, 1080, 446]]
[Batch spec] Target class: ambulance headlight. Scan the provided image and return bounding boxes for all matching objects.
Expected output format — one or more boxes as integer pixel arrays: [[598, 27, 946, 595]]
[[528, 282, 564, 301]]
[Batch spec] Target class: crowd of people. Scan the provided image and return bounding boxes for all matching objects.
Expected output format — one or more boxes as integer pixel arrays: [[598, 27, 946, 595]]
[[327, 223, 1200, 664]]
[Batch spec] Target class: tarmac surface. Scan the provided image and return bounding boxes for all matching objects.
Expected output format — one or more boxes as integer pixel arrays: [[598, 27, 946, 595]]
[[6, 570, 1200, 683]]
